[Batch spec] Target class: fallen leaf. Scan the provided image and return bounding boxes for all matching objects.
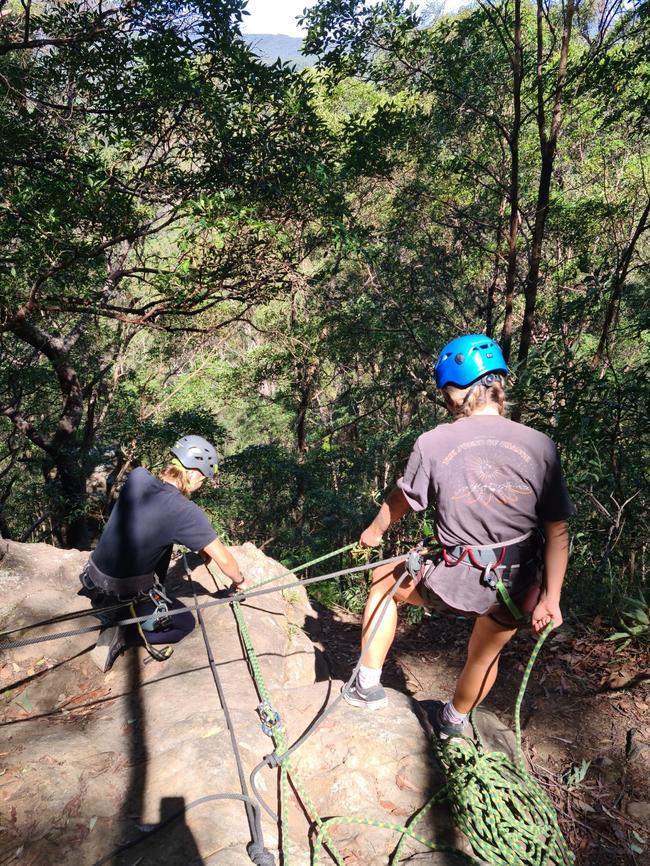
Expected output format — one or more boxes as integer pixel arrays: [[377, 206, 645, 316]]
[[395, 770, 419, 792], [606, 669, 636, 688], [379, 799, 412, 817], [626, 729, 650, 763], [14, 692, 32, 713], [39, 755, 60, 766]]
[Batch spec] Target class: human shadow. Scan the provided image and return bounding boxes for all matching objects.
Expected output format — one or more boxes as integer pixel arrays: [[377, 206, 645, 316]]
[[113, 647, 147, 866], [111, 650, 204, 865], [301, 598, 411, 693]]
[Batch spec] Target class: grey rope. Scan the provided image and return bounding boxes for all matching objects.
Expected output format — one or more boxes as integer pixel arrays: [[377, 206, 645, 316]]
[[0, 554, 405, 651], [183, 555, 275, 866], [250, 558, 410, 821], [90, 793, 270, 866]]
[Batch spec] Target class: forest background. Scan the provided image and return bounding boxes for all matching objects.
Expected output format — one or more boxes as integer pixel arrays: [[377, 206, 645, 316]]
[[1, 0, 648, 629]]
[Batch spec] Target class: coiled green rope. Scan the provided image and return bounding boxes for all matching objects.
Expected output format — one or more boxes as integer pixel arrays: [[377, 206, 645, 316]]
[[314, 622, 575, 866]]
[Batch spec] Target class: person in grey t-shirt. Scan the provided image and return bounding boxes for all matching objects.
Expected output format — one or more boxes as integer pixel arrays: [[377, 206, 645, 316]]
[[342, 335, 573, 738]]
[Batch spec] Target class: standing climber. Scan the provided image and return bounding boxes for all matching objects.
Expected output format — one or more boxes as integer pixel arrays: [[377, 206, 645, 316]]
[[80, 435, 246, 672], [343, 335, 573, 737]]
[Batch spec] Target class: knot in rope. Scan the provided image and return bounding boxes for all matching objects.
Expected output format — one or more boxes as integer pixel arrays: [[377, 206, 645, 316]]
[[247, 841, 276, 866]]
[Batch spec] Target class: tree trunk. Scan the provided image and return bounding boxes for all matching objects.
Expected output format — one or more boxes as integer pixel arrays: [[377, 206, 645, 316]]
[[591, 195, 650, 369], [517, 0, 575, 370], [499, 0, 522, 362], [8, 316, 91, 548]]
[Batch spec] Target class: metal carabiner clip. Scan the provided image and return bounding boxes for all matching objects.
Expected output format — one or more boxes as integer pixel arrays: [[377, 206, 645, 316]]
[[257, 700, 281, 737]]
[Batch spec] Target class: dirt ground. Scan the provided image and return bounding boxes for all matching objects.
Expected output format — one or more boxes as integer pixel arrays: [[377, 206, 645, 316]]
[[313, 602, 650, 866]]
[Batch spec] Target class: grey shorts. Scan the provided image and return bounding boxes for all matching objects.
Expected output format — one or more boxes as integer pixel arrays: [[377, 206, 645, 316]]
[[411, 557, 541, 627], [414, 576, 458, 612]]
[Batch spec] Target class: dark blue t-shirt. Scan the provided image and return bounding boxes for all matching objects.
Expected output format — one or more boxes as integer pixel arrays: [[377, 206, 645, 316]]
[[92, 467, 218, 579]]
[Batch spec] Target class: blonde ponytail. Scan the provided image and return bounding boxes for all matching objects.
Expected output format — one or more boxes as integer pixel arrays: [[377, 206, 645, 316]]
[[443, 377, 508, 419]]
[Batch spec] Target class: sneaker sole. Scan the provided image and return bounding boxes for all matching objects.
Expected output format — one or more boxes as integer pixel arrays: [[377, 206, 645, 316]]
[[90, 642, 113, 672], [90, 628, 125, 672], [342, 691, 389, 710]]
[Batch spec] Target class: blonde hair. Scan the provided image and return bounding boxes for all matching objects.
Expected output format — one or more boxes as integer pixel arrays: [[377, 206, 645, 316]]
[[159, 464, 192, 497], [443, 377, 508, 419]]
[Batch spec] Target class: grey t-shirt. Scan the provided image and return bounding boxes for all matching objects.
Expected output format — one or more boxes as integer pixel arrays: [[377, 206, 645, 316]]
[[396, 414, 573, 615], [397, 414, 574, 547]]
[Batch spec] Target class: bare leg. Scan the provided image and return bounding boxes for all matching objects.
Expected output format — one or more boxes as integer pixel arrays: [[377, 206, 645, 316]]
[[360, 560, 427, 669], [452, 613, 517, 714]]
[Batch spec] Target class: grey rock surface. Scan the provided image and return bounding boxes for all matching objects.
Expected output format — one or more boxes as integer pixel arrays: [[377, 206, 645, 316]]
[[0, 539, 509, 866]]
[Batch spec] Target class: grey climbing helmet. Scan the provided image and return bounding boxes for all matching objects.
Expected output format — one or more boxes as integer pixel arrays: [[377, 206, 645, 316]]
[[170, 435, 218, 479]]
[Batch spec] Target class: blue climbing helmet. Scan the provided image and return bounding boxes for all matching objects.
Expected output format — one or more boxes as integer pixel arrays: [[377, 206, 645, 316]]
[[434, 334, 508, 389], [170, 435, 218, 479]]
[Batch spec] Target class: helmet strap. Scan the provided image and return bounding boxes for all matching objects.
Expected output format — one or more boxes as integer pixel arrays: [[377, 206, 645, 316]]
[[170, 457, 189, 476]]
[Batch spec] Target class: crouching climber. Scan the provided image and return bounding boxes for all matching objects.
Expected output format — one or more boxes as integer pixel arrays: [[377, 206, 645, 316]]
[[343, 334, 573, 737], [79, 435, 245, 672]]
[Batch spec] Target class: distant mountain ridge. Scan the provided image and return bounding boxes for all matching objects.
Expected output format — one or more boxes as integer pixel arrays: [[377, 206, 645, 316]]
[[243, 33, 316, 69]]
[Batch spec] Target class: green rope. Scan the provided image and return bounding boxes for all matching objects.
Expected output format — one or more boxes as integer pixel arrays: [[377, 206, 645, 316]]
[[230, 593, 346, 866], [211, 545, 573, 866], [245, 543, 357, 592], [313, 623, 575, 866]]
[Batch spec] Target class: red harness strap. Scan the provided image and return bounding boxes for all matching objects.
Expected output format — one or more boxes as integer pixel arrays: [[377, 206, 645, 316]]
[[467, 545, 507, 570]]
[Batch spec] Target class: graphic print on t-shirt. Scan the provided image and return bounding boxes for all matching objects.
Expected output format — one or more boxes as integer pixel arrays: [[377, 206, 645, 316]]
[[442, 438, 533, 506]]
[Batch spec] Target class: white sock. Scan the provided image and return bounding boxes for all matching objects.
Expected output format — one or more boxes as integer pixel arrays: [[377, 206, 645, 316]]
[[357, 664, 382, 689], [441, 700, 467, 726]]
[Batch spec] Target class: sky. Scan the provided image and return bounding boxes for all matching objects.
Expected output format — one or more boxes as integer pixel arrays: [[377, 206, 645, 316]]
[[241, 0, 311, 37], [240, 0, 465, 38]]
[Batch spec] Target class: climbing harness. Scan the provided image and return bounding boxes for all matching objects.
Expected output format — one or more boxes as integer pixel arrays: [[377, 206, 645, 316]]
[[130, 600, 174, 663], [142, 581, 174, 632], [442, 531, 540, 621], [84, 554, 157, 598]]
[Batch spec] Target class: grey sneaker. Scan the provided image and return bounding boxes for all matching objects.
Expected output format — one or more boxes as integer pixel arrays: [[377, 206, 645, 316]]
[[342, 678, 388, 710], [90, 625, 126, 672], [433, 703, 466, 740]]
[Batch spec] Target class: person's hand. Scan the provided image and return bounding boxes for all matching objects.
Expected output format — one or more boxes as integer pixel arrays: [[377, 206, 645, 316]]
[[359, 526, 383, 548], [531, 597, 563, 636], [231, 576, 247, 592]]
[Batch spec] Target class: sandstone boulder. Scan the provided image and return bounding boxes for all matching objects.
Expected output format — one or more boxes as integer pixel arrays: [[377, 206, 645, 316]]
[[0, 540, 495, 865]]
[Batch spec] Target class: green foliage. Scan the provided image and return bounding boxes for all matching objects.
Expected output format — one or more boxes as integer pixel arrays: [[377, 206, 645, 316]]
[[607, 592, 650, 649], [1, 0, 649, 629]]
